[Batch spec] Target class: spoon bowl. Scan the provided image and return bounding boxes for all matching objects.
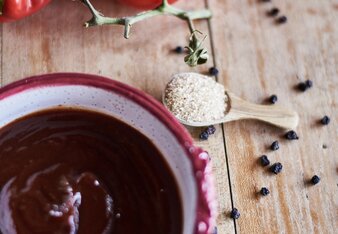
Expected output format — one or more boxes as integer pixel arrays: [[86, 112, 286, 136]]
[[163, 74, 299, 130]]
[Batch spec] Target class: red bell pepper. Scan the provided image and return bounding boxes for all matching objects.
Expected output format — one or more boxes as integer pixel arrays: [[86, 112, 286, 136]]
[[0, 0, 51, 22]]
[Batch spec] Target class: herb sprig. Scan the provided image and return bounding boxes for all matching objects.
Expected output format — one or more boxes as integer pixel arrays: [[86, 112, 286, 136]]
[[80, 0, 212, 67]]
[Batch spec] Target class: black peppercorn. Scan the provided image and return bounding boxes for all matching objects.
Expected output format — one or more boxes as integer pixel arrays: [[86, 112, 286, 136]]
[[199, 131, 209, 141], [261, 0, 271, 2], [230, 208, 240, 219], [305, 80, 313, 88], [270, 141, 279, 151], [311, 175, 320, 185], [276, 16, 287, 24], [267, 8, 280, 17], [285, 130, 299, 140], [321, 116, 330, 125], [174, 46, 183, 54], [206, 125, 216, 135], [260, 187, 270, 196], [260, 155, 270, 167], [269, 94, 278, 104], [209, 67, 219, 76], [297, 82, 308, 92], [270, 162, 283, 174]]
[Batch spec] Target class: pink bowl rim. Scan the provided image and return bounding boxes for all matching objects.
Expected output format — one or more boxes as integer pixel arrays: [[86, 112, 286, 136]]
[[0, 73, 213, 234]]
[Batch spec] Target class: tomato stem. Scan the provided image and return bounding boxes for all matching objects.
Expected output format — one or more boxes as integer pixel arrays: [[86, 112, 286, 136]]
[[162, 0, 169, 8], [79, 0, 212, 67]]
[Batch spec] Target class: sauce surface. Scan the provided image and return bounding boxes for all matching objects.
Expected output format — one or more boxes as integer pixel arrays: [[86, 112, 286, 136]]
[[0, 108, 182, 234]]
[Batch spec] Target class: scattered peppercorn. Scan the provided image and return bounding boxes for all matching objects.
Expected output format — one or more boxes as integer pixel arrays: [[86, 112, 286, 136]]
[[260, 155, 270, 167], [206, 125, 216, 135], [270, 141, 280, 151], [285, 130, 299, 140], [297, 79, 313, 91], [261, 0, 271, 2], [270, 162, 283, 174], [199, 125, 216, 141], [297, 82, 308, 92], [305, 80, 313, 88], [269, 94, 278, 104], [260, 187, 270, 196], [199, 131, 209, 141], [311, 175, 320, 185], [209, 67, 219, 76], [267, 8, 280, 17], [230, 208, 240, 219], [174, 46, 184, 54], [321, 116, 330, 125], [276, 16, 287, 24]]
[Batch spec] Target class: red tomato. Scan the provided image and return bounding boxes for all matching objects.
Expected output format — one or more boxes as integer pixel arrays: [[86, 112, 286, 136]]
[[118, 0, 178, 10], [0, 0, 51, 22]]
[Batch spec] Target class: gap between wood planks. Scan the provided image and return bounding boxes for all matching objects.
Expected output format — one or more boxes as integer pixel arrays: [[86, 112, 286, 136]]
[[204, 0, 237, 233]]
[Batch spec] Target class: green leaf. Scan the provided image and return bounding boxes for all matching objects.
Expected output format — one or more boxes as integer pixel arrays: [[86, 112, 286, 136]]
[[197, 49, 208, 64], [184, 48, 208, 67], [184, 52, 198, 67], [184, 32, 209, 67]]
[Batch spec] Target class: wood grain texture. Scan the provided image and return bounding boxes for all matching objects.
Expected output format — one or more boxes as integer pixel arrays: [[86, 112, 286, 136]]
[[1, 0, 337, 233], [0, 0, 234, 233], [209, 0, 338, 233]]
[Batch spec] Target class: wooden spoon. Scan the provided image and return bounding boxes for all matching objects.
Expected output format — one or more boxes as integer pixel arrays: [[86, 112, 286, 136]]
[[163, 91, 299, 129]]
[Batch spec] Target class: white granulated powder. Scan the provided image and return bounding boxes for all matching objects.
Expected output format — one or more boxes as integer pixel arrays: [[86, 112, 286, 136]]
[[164, 72, 227, 122]]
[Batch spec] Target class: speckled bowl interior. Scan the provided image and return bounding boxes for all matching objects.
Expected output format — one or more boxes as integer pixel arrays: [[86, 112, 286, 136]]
[[0, 73, 216, 234]]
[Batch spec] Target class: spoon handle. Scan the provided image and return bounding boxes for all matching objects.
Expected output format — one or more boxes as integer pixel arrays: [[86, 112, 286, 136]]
[[225, 93, 299, 129]]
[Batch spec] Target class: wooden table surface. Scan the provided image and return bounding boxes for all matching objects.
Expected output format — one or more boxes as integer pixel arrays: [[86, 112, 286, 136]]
[[1, 0, 337, 233]]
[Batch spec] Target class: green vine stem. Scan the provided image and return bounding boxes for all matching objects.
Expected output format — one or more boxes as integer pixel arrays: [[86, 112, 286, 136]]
[[80, 0, 212, 67]]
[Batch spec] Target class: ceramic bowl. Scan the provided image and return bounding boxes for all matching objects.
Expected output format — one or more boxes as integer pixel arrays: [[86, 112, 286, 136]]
[[0, 73, 216, 234]]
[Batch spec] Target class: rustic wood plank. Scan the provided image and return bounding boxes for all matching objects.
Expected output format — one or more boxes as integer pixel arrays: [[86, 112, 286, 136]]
[[192, 125, 235, 234], [209, 0, 338, 233], [1, 0, 234, 232]]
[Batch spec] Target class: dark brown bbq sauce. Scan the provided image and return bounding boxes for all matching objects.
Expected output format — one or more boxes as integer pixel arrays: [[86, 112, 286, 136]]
[[0, 108, 183, 234]]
